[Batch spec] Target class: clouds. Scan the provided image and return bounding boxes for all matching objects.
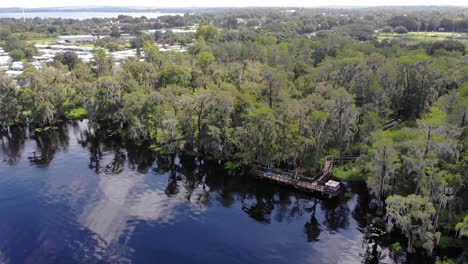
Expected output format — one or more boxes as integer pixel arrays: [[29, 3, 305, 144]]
[[2, 0, 467, 8]]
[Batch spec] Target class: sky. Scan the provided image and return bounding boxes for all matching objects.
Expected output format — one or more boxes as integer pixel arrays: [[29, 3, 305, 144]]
[[1, 0, 467, 8]]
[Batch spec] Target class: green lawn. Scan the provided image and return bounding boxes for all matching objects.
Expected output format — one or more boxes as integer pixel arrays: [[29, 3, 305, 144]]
[[378, 31, 468, 45], [24, 37, 57, 45], [78, 43, 97, 48], [332, 165, 366, 181]]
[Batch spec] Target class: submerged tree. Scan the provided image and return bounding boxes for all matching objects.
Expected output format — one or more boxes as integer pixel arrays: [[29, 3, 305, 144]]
[[386, 194, 440, 254]]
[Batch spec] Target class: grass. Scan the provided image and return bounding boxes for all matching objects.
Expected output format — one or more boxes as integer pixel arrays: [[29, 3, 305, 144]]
[[390, 242, 403, 252], [224, 161, 241, 170], [378, 31, 468, 45], [332, 165, 366, 181], [24, 37, 57, 45], [80, 43, 96, 47], [65, 107, 87, 120]]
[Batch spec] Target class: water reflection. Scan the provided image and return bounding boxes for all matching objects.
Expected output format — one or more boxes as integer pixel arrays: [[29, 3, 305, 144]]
[[304, 200, 321, 242], [0, 250, 8, 264], [0, 120, 382, 264], [0, 126, 26, 165]]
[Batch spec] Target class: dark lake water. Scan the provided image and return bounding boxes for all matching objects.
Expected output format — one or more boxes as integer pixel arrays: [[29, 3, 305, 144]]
[[0, 120, 394, 264]]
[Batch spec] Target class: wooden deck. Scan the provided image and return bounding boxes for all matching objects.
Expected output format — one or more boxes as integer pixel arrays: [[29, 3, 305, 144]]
[[253, 116, 400, 196], [253, 160, 341, 198]]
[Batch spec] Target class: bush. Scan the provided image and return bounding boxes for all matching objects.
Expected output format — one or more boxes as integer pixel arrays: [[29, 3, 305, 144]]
[[54, 51, 80, 70], [65, 107, 87, 120], [427, 40, 466, 55], [394, 26, 408, 34], [381, 26, 394, 33], [105, 42, 121, 52], [390, 242, 403, 252], [10, 49, 25, 61], [224, 161, 241, 170], [332, 165, 365, 181]]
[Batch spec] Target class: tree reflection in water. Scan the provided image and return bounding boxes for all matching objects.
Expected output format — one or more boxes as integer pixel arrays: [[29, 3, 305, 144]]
[[36, 126, 69, 164], [321, 198, 351, 231], [1, 120, 371, 253], [1, 124, 72, 166], [0, 126, 26, 165], [304, 200, 321, 242]]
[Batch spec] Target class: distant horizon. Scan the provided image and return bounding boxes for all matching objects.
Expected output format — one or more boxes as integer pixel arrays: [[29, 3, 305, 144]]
[[1, 1, 467, 9], [2, 5, 468, 8]]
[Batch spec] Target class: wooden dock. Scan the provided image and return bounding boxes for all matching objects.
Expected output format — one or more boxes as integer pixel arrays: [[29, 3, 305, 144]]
[[253, 159, 341, 198], [253, 115, 400, 196]]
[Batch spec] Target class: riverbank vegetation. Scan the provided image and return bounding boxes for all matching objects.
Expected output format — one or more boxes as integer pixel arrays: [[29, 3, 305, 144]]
[[0, 7, 467, 263]]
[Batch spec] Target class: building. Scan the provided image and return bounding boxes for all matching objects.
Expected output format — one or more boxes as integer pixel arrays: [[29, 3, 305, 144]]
[[5, 70, 23, 78], [58, 35, 97, 44], [0, 55, 11, 71], [111, 49, 137, 61], [120, 34, 136, 42], [10, 61, 24, 71]]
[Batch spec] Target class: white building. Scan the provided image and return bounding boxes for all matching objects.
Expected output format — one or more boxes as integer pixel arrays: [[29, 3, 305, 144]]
[[111, 49, 138, 61], [11, 61, 24, 71], [5, 70, 23, 78], [0, 55, 11, 71]]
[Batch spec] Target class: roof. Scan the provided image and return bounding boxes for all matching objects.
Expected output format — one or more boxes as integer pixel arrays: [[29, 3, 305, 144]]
[[325, 180, 340, 188], [5, 70, 23, 78]]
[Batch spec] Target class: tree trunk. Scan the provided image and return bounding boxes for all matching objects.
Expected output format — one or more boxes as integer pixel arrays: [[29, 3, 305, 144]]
[[268, 80, 273, 108], [407, 237, 414, 253], [423, 128, 431, 160], [378, 146, 387, 209]]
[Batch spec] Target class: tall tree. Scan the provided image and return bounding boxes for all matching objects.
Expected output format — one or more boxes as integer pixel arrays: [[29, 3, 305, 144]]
[[329, 87, 357, 158], [364, 131, 399, 209], [386, 194, 440, 254], [0, 75, 20, 126]]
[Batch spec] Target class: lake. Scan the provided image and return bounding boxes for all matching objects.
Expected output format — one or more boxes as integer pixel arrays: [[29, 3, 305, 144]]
[[0, 12, 183, 19], [0, 120, 393, 264]]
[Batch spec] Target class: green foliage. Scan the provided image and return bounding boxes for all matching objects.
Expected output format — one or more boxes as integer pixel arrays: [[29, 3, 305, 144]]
[[196, 51, 215, 72], [93, 48, 113, 77], [332, 166, 365, 181], [428, 40, 465, 55], [390, 242, 403, 252], [224, 161, 241, 170], [9, 49, 25, 61], [381, 26, 394, 33], [196, 25, 220, 42], [105, 42, 121, 52], [0, 75, 20, 125], [54, 51, 80, 70], [386, 194, 440, 254], [65, 107, 87, 120], [435, 259, 456, 264], [456, 216, 468, 238], [394, 26, 409, 34], [150, 144, 170, 155], [1, 12, 467, 260]]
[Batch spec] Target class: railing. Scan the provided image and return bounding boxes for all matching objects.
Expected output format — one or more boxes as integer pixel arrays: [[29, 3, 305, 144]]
[[254, 164, 341, 197]]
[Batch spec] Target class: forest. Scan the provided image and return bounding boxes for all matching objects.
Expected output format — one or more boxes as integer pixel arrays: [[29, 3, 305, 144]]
[[0, 7, 467, 263]]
